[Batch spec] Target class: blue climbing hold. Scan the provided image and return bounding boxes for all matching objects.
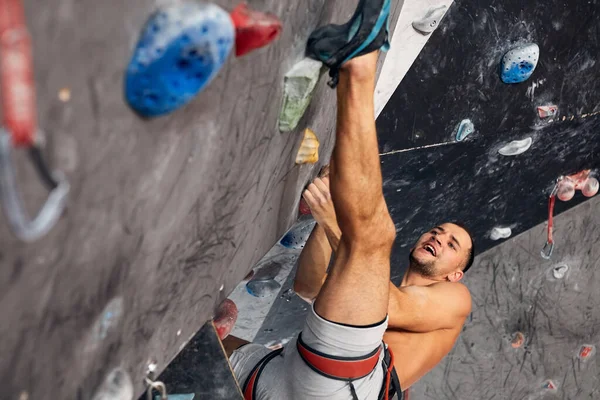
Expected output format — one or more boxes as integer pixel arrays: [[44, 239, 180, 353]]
[[500, 43, 539, 84], [454, 119, 474, 141], [279, 220, 316, 249], [125, 3, 234, 117]]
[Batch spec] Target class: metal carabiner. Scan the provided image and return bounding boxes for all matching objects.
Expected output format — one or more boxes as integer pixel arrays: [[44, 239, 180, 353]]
[[540, 241, 554, 260], [0, 129, 69, 241], [145, 377, 168, 400]]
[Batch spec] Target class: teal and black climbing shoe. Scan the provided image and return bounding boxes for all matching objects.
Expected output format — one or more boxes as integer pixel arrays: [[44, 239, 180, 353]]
[[306, 0, 391, 88]]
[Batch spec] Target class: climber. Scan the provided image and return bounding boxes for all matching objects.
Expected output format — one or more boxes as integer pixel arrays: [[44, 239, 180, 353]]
[[227, 46, 471, 399], [294, 172, 474, 393]]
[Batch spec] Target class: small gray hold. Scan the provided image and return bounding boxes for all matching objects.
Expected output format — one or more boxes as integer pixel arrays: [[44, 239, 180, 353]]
[[412, 6, 448, 35], [552, 263, 568, 279], [498, 137, 533, 156], [92, 367, 134, 400]]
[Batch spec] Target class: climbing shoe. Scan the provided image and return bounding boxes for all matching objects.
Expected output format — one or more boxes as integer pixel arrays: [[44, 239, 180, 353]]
[[306, 0, 391, 87]]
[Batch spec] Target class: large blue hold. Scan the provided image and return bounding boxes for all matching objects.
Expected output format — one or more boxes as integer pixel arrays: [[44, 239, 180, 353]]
[[125, 3, 234, 117], [500, 43, 539, 84]]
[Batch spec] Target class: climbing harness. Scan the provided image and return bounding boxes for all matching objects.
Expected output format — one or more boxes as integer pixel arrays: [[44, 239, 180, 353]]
[[242, 347, 284, 400], [540, 178, 560, 260], [0, 0, 69, 241], [296, 333, 400, 400], [242, 335, 400, 400]]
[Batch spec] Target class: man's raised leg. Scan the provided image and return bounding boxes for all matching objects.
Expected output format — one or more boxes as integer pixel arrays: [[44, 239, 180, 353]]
[[313, 51, 396, 326]]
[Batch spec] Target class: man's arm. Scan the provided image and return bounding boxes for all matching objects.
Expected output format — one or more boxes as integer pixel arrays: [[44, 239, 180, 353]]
[[387, 282, 472, 332], [293, 176, 341, 301]]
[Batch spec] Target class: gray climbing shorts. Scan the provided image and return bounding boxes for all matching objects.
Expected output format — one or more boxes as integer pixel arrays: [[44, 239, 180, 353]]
[[230, 304, 389, 399]]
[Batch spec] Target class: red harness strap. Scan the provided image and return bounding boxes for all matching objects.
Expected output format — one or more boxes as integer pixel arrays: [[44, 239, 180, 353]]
[[297, 332, 383, 380], [242, 348, 283, 400]]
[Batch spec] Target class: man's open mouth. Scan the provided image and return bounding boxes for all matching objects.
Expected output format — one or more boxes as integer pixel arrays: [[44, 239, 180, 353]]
[[423, 244, 436, 256]]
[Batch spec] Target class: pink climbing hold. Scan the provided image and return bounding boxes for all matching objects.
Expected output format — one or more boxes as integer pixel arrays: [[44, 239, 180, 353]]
[[537, 105, 558, 119], [582, 177, 599, 197], [556, 179, 575, 201], [230, 2, 282, 57], [213, 299, 239, 341]]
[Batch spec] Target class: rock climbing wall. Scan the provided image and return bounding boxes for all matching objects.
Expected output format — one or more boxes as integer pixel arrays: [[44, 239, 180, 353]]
[[411, 195, 600, 399], [0, 1, 406, 399]]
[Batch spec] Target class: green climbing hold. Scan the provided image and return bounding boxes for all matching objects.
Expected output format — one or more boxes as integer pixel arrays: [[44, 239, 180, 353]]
[[279, 58, 323, 132]]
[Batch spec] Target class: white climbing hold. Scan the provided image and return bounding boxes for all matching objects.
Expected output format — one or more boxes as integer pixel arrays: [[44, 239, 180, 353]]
[[490, 226, 511, 241], [454, 119, 474, 141], [91, 367, 134, 400], [279, 58, 323, 132], [412, 6, 448, 35], [582, 177, 599, 197], [552, 263, 568, 279], [537, 105, 558, 119], [498, 137, 533, 156]]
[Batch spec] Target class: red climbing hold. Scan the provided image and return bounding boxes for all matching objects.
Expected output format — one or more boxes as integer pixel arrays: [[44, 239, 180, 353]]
[[230, 2, 282, 57], [542, 380, 557, 391], [578, 344, 595, 361], [299, 198, 312, 215], [537, 105, 558, 119], [213, 299, 239, 341]]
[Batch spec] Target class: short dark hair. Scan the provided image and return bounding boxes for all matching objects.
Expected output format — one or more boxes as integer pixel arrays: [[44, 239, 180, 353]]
[[451, 222, 475, 273]]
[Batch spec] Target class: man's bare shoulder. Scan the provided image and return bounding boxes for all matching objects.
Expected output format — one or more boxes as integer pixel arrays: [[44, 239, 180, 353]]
[[427, 281, 472, 317]]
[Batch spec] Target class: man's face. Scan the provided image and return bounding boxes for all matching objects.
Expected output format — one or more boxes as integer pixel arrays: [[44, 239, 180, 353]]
[[409, 223, 473, 281]]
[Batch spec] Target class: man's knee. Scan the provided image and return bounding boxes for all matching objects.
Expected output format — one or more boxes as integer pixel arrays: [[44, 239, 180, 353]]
[[350, 209, 396, 251]]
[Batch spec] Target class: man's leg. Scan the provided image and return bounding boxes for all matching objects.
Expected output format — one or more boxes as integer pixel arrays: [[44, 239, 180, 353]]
[[314, 51, 396, 326]]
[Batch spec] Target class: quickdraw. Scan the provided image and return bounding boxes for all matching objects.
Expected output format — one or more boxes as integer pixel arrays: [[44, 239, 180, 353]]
[[540, 178, 559, 260], [541, 170, 599, 259], [0, 0, 69, 241]]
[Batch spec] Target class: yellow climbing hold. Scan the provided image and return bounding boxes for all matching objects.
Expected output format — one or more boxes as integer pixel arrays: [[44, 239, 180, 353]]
[[295, 128, 319, 164]]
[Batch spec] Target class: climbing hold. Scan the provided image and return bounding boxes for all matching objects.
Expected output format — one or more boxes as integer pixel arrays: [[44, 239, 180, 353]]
[[213, 299, 238, 340], [295, 128, 320, 164], [578, 344, 596, 361], [556, 179, 575, 201], [498, 137, 532, 156], [582, 177, 599, 197], [454, 119, 474, 141], [280, 219, 317, 249], [552, 263, 569, 279], [511, 332, 525, 348], [58, 88, 71, 102], [91, 367, 134, 400], [229, 2, 282, 57], [306, 0, 391, 88], [542, 380, 557, 391], [537, 105, 558, 119], [279, 58, 323, 132], [125, 3, 235, 117], [490, 226, 511, 241], [500, 43, 539, 84], [246, 278, 281, 297], [412, 6, 448, 35], [299, 197, 312, 215]]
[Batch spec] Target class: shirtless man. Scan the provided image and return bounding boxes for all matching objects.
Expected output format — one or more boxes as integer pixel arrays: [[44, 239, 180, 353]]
[[227, 47, 472, 399], [295, 172, 474, 391]]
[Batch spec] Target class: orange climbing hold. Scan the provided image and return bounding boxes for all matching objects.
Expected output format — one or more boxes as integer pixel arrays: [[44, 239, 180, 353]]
[[295, 128, 320, 164], [511, 332, 525, 348], [230, 2, 282, 57]]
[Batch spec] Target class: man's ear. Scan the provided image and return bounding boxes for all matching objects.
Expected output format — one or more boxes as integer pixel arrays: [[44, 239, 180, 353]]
[[447, 270, 464, 283]]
